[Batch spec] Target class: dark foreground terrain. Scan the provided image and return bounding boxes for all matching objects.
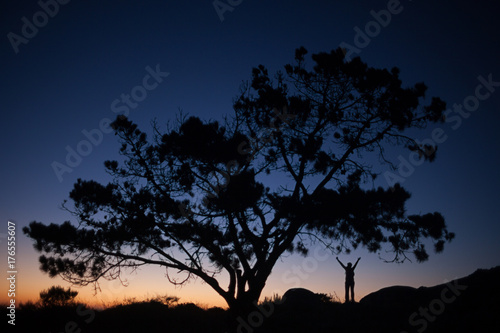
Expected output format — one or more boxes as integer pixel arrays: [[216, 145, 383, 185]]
[[8, 266, 500, 333]]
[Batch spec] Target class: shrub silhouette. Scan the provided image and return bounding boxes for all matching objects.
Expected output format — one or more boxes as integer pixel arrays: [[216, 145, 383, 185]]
[[12, 267, 500, 333], [39, 285, 78, 307]]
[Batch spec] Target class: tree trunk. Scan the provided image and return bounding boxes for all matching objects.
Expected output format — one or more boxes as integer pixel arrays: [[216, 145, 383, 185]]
[[226, 275, 272, 332], [227, 295, 263, 333], [224, 259, 277, 331]]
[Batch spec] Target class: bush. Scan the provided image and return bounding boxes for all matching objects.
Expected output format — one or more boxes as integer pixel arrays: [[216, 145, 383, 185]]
[[39, 285, 78, 307]]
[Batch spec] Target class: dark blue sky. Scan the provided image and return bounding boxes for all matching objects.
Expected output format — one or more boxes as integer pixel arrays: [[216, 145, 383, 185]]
[[1, 0, 499, 305]]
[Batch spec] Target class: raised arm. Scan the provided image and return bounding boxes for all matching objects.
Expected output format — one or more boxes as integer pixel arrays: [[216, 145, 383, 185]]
[[336, 257, 346, 269], [353, 257, 361, 270]]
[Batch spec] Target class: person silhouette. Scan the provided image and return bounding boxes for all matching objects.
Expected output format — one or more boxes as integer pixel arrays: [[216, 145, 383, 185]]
[[336, 256, 361, 302]]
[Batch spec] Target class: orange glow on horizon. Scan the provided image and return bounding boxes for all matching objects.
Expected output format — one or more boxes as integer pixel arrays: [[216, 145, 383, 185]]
[[2, 239, 470, 310], [1, 255, 441, 309]]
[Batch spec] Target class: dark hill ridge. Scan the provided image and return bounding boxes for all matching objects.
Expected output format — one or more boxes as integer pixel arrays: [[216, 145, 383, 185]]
[[259, 265, 500, 333], [357, 265, 500, 332], [11, 266, 500, 333], [361, 265, 500, 308]]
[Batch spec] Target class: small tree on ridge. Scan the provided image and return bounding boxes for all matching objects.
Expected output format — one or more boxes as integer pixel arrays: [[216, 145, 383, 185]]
[[39, 285, 78, 307]]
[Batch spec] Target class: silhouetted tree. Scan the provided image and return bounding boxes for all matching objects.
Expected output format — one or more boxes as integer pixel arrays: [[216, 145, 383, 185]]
[[39, 285, 78, 307], [24, 47, 454, 322]]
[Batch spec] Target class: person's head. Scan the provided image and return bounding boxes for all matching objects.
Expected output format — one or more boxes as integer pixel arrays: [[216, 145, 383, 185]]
[[347, 262, 352, 268]]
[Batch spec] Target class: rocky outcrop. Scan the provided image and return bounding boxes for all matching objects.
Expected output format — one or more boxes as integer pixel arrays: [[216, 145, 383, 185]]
[[281, 288, 324, 309]]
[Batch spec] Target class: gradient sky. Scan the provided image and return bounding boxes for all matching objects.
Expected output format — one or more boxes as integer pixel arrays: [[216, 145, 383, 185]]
[[1, 0, 499, 308]]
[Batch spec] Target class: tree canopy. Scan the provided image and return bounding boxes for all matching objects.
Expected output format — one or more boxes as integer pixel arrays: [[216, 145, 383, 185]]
[[39, 285, 78, 307], [24, 47, 454, 316]]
